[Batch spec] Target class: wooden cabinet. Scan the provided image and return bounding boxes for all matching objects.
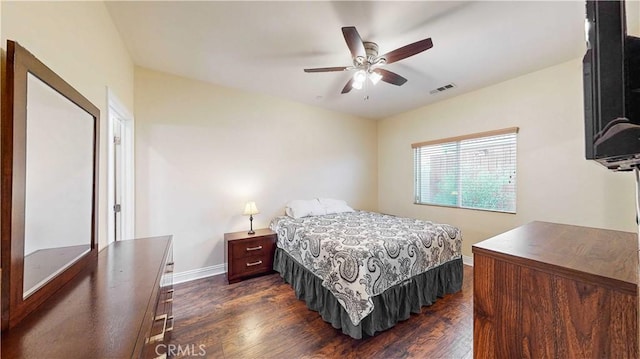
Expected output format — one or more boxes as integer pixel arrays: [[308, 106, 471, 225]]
[[142, 240, 174, 358], [473, 221, 638, 358], [225, 229, 276, 284], [1, 236, 173, 358]]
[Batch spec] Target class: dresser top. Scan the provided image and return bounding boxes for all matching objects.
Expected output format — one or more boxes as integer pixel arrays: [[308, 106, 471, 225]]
[[472, 221, 637, 294], [1, 236, 172, 358]]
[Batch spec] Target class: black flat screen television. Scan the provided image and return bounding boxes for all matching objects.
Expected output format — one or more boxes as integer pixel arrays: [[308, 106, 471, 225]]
[[584, 0, 640, 171]]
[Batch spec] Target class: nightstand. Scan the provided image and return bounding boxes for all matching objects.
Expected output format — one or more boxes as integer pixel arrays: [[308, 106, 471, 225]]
[[224, 228, 277, 284]]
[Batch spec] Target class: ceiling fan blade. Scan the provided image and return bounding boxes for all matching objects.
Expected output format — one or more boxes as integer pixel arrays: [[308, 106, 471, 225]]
[[342, 26, 366, 60], [374, 69, 408, 86], [304, 66, 349, 73], [341, 78, 355, 94], [380, 38, 433, 65]]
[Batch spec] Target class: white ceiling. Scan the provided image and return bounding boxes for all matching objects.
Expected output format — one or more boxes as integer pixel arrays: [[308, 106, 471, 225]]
[[105, 1, 587, 119]]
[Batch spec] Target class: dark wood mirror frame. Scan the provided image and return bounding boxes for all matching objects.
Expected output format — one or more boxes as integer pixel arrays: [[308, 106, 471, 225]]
[[1, 40, 100, 330]]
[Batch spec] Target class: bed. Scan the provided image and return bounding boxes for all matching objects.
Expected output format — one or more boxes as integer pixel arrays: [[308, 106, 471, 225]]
[[269, 206, 463, 339]]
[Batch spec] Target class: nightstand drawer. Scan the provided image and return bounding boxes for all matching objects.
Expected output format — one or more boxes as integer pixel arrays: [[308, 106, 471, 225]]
[[230, 236, 274, 259], [230, 254, 273, 277]]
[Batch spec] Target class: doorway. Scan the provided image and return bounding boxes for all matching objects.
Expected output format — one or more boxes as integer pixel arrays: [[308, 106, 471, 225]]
[[107, 89, 134, 246]]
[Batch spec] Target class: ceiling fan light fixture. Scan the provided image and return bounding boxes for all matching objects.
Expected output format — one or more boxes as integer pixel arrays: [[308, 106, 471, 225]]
[[352, 70, 367, 89], [369, 71, 382, 85], [353, 70, 367, 83]]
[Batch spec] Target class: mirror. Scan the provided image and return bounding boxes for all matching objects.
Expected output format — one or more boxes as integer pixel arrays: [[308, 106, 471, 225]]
[[22, 73, 94, 298], [1, 40, 99, 329]]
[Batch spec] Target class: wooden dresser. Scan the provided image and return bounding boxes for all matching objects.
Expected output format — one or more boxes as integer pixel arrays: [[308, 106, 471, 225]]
[[1, 236, 174, 358], [473, 221, 638, 358], [225, 228, 276, 284]]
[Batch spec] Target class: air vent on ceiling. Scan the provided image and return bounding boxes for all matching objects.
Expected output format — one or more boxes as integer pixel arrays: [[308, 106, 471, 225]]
[[429, 83, 456, 95]]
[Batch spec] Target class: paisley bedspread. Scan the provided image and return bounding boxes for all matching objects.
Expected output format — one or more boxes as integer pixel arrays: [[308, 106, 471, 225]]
[[269, 211, 462, 326]]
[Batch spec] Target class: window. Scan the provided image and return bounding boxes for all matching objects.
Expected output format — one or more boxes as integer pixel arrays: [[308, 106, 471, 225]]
[[413, 127, 518, 213]]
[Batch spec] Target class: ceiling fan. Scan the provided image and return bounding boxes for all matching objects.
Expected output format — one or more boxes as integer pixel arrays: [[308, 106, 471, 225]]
[[304, 26, 433, 94]]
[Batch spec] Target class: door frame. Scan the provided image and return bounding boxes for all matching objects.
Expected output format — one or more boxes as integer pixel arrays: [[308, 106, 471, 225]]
[[106, 88, 135, 244]]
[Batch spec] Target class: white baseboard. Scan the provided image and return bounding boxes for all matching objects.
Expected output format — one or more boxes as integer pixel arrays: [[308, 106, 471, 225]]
[[463, 255, 473, 266], [173, 264, 226, 285]]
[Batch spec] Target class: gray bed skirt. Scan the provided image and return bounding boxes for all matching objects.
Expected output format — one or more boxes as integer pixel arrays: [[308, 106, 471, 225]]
[[273, 247, 464, 339]]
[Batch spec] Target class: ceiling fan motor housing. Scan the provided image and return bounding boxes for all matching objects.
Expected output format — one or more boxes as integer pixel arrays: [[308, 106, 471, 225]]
[[355, 42, 382, 67], [364, 42, 379, 58]]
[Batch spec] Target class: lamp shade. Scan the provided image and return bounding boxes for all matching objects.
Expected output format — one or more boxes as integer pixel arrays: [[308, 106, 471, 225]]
[[243, 201, 259, 215], [352, 69, 366, 90], [369, 71, 382, 85]]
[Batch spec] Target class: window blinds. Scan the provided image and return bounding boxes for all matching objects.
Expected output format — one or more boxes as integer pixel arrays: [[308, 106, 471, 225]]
[[413, 128, 518, 213]]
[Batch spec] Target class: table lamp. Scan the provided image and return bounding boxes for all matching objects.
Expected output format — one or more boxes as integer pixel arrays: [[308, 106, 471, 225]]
[[243, 201, 259, 235]]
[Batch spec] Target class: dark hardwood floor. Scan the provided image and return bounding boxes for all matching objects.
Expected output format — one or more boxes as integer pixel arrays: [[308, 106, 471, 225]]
[[169, 265, 473, 358]]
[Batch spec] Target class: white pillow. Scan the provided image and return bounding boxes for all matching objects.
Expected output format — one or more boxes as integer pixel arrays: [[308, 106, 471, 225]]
[[318, 198, 355, 214], [285, 199, 327, 219]]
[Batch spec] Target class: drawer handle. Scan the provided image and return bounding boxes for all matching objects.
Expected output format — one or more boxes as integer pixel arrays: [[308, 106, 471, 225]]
[[166, 315, 174, 332], [246, 260, 263, 267], [164, 288, 174, 303], [147, 314, 168, 343], [246, 245, 263, 252]]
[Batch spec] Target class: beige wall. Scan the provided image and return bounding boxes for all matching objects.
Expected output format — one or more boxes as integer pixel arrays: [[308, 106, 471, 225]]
[[134, 67, 378, 273], [628, 0, 640, 36], [378, 58, 637, 258], [2, 1, 135, 250]]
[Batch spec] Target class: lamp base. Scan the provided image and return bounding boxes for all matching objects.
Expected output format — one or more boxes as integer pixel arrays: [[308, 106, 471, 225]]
[[248, 215, 255, 235]]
